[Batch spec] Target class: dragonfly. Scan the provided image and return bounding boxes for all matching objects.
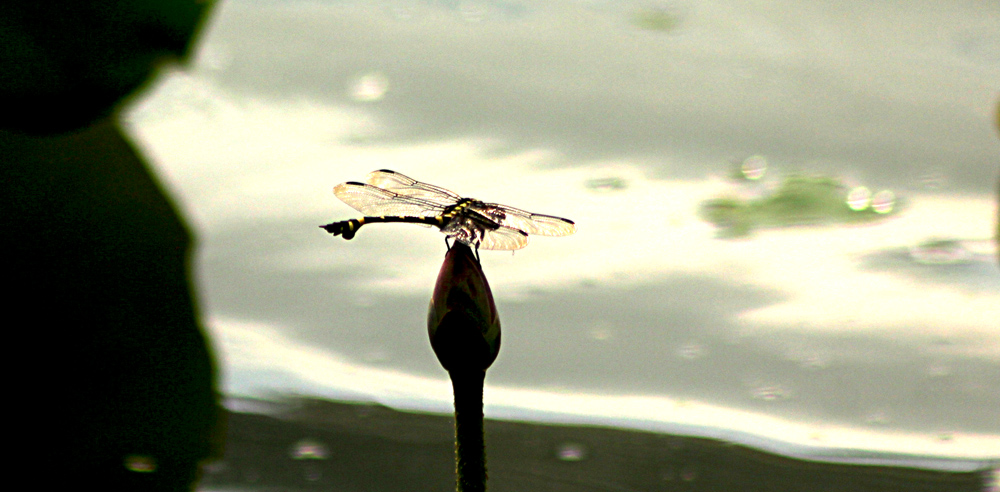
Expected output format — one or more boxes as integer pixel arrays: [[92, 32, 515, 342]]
[[320, 169, 576, 257]]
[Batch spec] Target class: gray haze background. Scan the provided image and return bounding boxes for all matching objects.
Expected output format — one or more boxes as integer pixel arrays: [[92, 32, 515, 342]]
[[201, 0, 1000, 189], [125, 0, 1000, 460]]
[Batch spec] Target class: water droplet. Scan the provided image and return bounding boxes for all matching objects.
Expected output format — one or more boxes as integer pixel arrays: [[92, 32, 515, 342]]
[[585, 176, 628, 192], [749, 382, 791, 401], [588, 321, 614, 341], [847, 186, 872, 211], [124, 455, 157, 473], [363, 348, 390, 363], [918, 169, 948, 190], [388, 1, 424, 20], [926, 362, 952, 378], [198, 44, 231, 72], [871, 190, 895, 214], [909, 239, 972, 265], [303, 464, 323, 482], [202, 461, 227, 475], [676, 341, 706, 360], [632, 5, 686, 32], [590, 329, 612, 341], [555, 442, 587, 461], [459, 1, 489, 22], [741, 155, 767, 180], [679, 465, 698, 482], [352, 295, 376, 308], [935, 432, 955, 442], [350, 73, 390, 102], [800, 353, 829, 369], [291, 439, 329, 460], [783, 345, 829, 369], [243, 469, 261, 483], [864, 409, 892, 426]]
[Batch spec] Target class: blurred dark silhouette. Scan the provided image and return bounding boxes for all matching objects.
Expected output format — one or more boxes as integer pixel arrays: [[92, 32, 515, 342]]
[[201, 397, 991, 492], [2, 1, 222, 490]]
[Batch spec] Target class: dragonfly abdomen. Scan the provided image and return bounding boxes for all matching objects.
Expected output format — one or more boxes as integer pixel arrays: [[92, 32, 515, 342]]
[[320, 215, 446, 240]]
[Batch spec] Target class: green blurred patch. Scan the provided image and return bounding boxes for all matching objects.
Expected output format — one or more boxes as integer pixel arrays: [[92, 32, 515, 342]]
[[632, 9, 682, 32], [699, 174, 903, 238]]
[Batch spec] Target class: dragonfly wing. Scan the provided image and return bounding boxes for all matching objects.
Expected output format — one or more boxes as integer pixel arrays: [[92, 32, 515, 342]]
[[365, 169, 463, 206], [441, 214, 527, 250], [334, 182, 446, 217], [474, 203, 577, 237], [445, 223, 528, 251], [478, 226, 530, 250]]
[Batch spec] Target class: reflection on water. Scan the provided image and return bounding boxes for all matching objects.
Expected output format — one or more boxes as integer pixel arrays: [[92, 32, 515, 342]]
[[123, 0, 999, 488]]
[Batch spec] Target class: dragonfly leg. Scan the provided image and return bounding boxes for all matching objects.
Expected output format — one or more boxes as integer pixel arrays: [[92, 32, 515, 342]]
[[443, 236, 481, 263]]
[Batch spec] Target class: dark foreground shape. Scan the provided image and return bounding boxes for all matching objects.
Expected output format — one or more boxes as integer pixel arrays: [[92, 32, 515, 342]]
[[201, 398, 994, 492], [3, 1, 222, 490]]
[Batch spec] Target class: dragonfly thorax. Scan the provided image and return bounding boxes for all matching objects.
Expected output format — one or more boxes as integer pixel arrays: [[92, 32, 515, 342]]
[[440, 199, 503, 231]]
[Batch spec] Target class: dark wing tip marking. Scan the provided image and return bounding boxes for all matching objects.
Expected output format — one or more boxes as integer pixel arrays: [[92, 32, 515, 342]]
[[333, 181, 366, 193]]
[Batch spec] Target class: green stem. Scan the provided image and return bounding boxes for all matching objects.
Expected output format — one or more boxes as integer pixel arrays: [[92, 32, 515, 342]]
[[450, 369, 487, 492]]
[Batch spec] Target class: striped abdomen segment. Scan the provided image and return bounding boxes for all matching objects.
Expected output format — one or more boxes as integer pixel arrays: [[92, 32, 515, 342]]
[[320, 215, 446, 240]]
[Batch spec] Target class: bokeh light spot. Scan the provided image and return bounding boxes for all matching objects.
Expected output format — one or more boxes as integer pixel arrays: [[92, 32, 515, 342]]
[[124, 455, 157, 473], [350, 73, 390, 102], [741, 155, 767, 180], [871, 190, 895, 214], [291, 439, 329, 460], [677, 341, 705, 360], [555, 442, 587, 461], [750, 382, 791, 401], [847, 186, 871, 211], [585, 176, 628, 192]]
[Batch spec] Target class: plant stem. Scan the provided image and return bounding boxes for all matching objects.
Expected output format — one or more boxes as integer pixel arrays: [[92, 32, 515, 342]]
[[450, 369, 487, 492]]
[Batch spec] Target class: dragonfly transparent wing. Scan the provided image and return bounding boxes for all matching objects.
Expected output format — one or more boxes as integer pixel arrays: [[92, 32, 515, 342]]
[[334, 169, 575, 248], [334, 182, 447, 217], [365, 169, 463, 206], [444, 218, 529, 251], [473, 202, 577, 237], [477, 226, 530, 250], [366, 170, 576, 237]]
